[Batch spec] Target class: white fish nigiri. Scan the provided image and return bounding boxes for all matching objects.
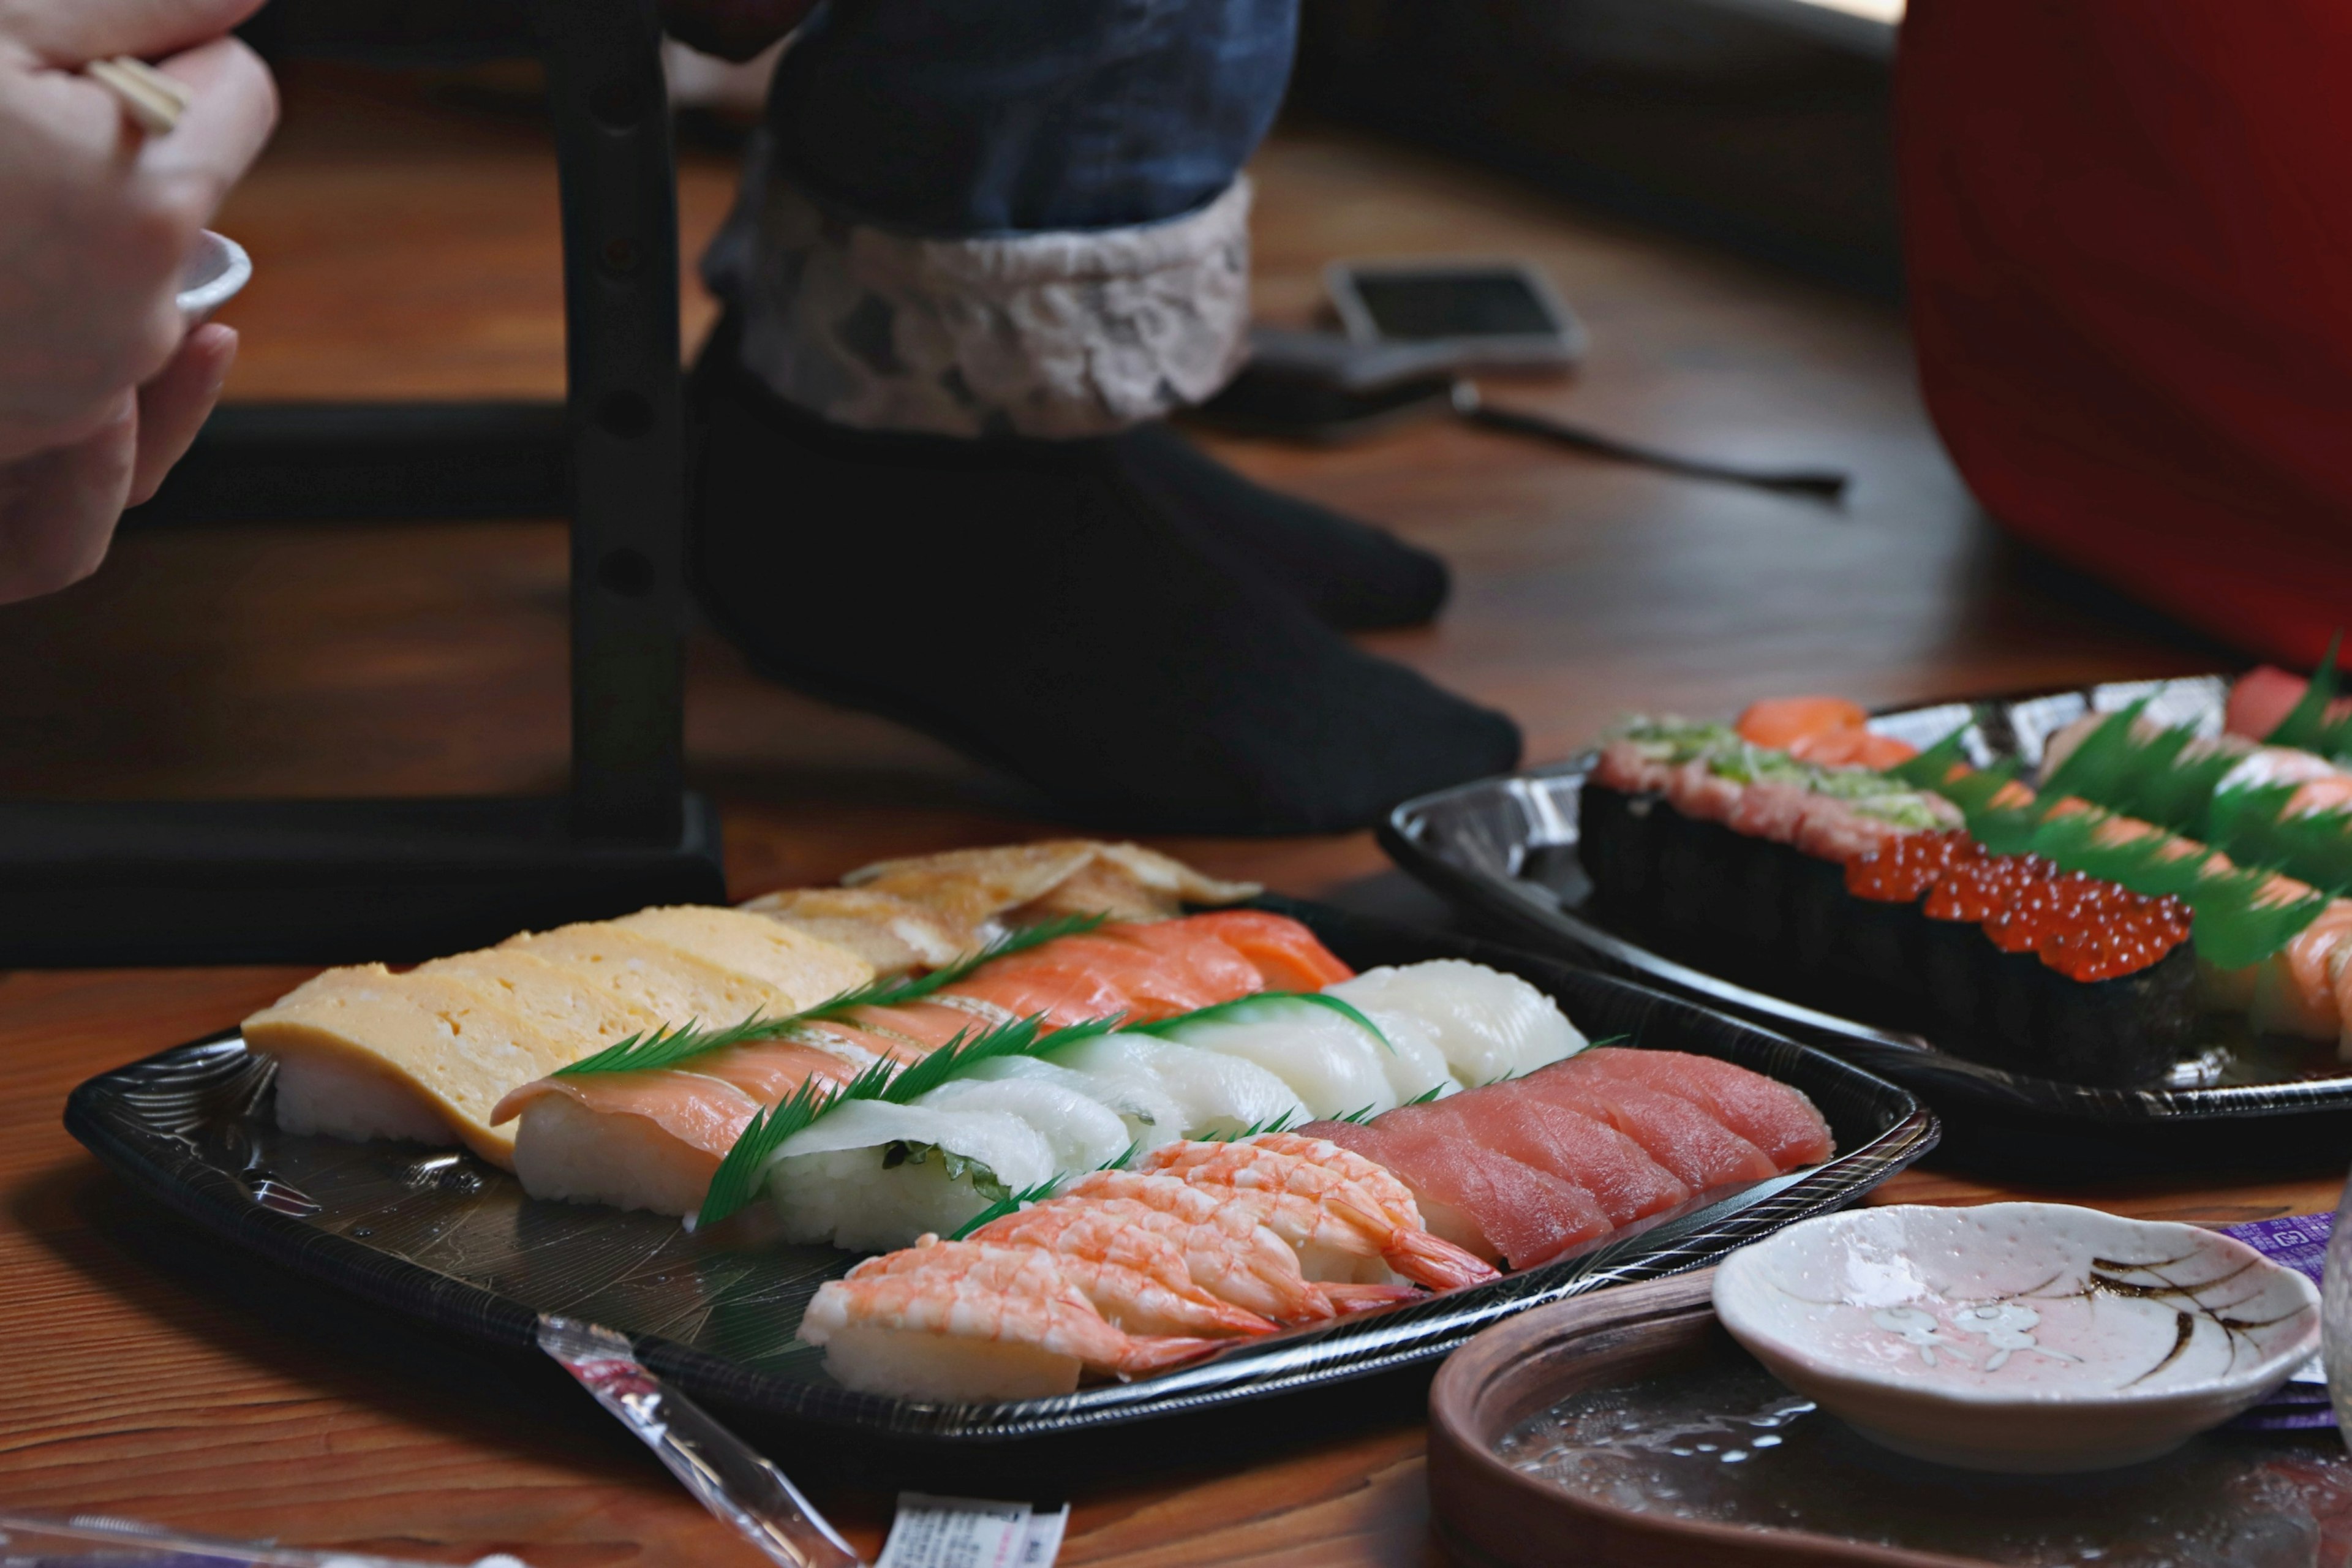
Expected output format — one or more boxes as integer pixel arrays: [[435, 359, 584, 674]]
[[1044, 1032, 1309, 1142], [1327, 960, 1585, 1087], [1360, 1010, 1461, 1104], [764, 1099, 1057, 1252], [1144, 995, 1419, 1120], [954, 1054, 1185, 1153], [916, 1076, 1134, 1176]]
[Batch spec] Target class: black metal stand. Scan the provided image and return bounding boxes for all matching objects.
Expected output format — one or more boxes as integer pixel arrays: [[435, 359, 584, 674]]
[[0, 0, 726, 967]]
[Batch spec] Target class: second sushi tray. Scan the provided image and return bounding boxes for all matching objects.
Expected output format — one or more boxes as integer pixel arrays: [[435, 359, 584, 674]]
[[64, 862, 1931, 1463], [1382, 670, 2352, 1175]]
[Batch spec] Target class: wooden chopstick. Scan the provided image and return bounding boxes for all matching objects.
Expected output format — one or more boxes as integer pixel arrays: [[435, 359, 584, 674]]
[[86, 56, 192, 135]]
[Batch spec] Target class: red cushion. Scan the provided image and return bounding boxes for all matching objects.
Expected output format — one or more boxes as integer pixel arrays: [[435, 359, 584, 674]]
[[1898, 0, 2352, 663]]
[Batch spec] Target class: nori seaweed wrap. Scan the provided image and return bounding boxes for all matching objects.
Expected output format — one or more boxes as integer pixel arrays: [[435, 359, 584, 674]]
[[1577, 764, 2201, 1089]]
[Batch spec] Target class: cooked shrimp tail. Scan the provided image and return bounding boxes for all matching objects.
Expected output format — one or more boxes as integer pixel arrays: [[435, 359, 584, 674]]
[[1384, 1226, 1500, 1291], [1321, 1282, 1422, 1315], [1118, 1334, 1226, 1377]]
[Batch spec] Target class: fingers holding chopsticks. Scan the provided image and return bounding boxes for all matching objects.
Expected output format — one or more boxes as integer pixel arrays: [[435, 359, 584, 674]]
[[0, 0, 273, 601], [0, 0, 267, 69], [88, 54, 191, 135], [0, 4, 274, 458], [131, 32, 279, 209]]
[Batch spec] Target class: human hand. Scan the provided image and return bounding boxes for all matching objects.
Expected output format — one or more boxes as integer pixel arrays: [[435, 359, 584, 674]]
[[0, 321, 236, 602], [659, 0, 822, 63], [0, 0, 276, 603]]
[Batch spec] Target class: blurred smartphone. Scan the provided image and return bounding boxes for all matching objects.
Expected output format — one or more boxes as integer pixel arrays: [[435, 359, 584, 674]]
[[1325, 260, 1586, 371]]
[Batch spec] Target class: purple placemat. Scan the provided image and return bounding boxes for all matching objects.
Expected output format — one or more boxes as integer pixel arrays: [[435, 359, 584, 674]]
[[2221, 1213, 2332, 1431]]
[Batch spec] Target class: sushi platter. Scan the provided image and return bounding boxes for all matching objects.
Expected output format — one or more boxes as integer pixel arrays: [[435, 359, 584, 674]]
[[1383, 671, 2352, 1175], [62, 842, 1932, 1455]]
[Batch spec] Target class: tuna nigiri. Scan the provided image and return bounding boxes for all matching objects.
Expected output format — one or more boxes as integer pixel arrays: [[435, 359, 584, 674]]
[[1512, 1072, 1777, 1190], [1399, 1091, 1692, 1227], [1546, 1049, 1835, 1168], [1301, 1117, 1610, 1268]]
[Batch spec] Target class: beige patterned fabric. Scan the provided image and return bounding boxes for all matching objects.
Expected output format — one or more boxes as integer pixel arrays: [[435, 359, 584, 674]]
[[706, 140, 1253, 439]]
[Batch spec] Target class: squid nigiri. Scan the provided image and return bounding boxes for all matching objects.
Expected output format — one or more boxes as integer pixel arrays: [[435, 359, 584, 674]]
[[1325, 960, 1585, 1088], [763, 1099, 1059, 1252], [1041, 1031, 1309, 1144], [1142, 995, 1410, 1120]]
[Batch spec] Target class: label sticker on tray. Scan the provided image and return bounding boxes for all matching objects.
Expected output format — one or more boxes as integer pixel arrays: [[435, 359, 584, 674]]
[[875, 1494, 1068, 1568]]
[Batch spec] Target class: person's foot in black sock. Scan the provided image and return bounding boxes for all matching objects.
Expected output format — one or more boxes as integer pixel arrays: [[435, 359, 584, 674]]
[[1112, 421, 1450, 630], [690, 349, 1520, 835]]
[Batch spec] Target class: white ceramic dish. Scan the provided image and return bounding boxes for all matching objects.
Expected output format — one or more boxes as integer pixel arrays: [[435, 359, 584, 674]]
[[177, 230, 251, 323], [1713, 1202, 2320, 1473]]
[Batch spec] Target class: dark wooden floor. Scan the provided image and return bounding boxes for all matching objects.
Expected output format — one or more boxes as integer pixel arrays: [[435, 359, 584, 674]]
[[0, 61, 2257, 1568], [0, 61, 2219, 906]]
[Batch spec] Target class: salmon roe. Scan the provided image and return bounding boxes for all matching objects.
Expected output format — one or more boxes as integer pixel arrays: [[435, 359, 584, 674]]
[[1844, 832, 2189, 982], [1844, 829, 1981, 903]]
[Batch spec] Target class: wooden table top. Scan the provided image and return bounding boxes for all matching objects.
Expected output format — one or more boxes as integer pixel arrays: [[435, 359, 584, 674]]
[[0, 62, 2321, 1566]]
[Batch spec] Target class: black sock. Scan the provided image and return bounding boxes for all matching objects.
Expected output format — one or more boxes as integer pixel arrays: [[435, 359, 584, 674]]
[[1113, 422, 1450, 630], [688, 351, 1521, 835]]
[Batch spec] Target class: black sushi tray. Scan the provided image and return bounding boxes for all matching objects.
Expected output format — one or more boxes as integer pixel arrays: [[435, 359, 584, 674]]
[[62, 899, 1932, 1479], [1381, 673, 2352, 1180]]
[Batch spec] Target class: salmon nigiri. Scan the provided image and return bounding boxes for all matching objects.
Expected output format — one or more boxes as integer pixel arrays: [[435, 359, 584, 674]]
[[948, 911, 1327, 1026], [1177, 910, 1355, 990]]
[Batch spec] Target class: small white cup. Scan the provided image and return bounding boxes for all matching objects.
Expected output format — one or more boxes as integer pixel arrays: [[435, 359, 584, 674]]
[[177, 230, 252, 325]]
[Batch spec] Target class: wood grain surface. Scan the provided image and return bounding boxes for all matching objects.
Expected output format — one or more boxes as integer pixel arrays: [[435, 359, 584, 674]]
[[0, 61, 2320, 1567]]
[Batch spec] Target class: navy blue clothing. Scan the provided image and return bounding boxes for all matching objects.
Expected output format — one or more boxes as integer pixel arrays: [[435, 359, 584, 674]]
[[767, 0, 1299, 236]]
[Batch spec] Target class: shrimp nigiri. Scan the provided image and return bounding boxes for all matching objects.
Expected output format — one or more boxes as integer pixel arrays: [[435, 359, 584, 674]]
[[798, 1238, 1216, 1400], [1076, 1156, 1496, 1292], [978, 1204, 1345, 1325], [919, 1215, 1275, 1338], [1196, 1133, 1431, 1232]]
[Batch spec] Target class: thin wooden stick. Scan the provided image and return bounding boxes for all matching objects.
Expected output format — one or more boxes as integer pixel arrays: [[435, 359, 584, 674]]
[[86, 56, 190, 135]]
